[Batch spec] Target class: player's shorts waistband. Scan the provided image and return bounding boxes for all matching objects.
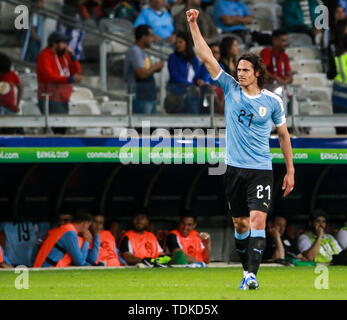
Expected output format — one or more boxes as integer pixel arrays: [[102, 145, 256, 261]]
[[226, 164, 273, 173]]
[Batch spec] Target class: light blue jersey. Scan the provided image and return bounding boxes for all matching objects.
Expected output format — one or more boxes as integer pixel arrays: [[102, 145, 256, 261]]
[[134, 8, 174, 40], [213, 70, 286, 170], [0, 222, 49, 266]]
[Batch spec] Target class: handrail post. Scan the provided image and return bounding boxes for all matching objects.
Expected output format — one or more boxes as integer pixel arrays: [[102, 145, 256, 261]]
[[128, 93, 134, 128], [41, 93, 53, 134], [100, 39, 107, 91]]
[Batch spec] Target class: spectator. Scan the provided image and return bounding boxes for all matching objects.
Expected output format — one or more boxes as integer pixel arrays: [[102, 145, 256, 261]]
[[327, 34, 347, 134], [336, 220, 347, 250], [124, 25, 164, 114], [36, 32, 82, 133], [282, 0, 322, 44], [111, 1, 140, 22], [166, 213, 210, 265], [134, 0, 175, 43], [118, 210, 164, 265], [297, 210, 342, 264], [263, 216, 300, 261], [213, 0, 253, 37], [21, 0, 45, 62], [0, 244, 12, 268], [322, 4, 346, 50], [165, 32, 201, 113], [0, 52, 23, 134], [88, 213, 125, 266], [0, 221, 49, 267], [33, 212, 97, 267], [174, 0, 219, 45], [260, 30, 293, 90], [196, 42, 225, 114], [219, 36, 239, 78], [59, 0, 89, 60]]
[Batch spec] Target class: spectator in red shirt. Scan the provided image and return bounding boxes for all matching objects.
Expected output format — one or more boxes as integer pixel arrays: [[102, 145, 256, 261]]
[[0, 53, 23, 116], [260, 30, 293, 89], [36, 32, 82, 133]]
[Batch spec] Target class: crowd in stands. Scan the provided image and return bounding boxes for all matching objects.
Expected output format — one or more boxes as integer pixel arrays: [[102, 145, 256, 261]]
[[1, 0, 347, 133], [1, 208, 346, 269]]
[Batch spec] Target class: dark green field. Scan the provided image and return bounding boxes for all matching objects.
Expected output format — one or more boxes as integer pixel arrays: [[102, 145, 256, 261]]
[[0, 266, 346, 300]]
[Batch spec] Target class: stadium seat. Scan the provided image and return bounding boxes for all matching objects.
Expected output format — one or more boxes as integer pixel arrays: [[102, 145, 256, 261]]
[[248, 2, 282, 19], [293, 73, 330, 87], [299, 101, 333, 115], [100, 18, 135, 54], [20, 101, 41, 115], [0, 2, 16, 31], [296, 87, 332, 102], [291, 60, 323, 74], [287, 47, 320, 60], [71, 87, 94, 102], [69, 101, 101, 115], [171, 4, 185, 17], [249, 46, 265, 55], [287, 33, 313, 47], [20, 73, 37, 87], [249, 19, 276, 32], [100, 101, 128, 115]]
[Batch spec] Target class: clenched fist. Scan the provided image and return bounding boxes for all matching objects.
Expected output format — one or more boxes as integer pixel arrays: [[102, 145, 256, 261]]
[[186, 9, 199, 24]]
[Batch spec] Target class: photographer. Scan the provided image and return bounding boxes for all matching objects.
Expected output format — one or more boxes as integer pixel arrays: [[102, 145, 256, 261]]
[[36, 32, 82, 133]]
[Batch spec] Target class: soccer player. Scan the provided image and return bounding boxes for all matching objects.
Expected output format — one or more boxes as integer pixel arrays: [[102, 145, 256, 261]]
[[187, 9, 295, 290], [166, 213, 210, 265], [33, 212, 96, 268]]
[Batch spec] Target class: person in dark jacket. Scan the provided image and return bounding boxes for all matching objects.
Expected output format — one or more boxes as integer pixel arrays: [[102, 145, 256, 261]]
[[165, 32, 201, 113]]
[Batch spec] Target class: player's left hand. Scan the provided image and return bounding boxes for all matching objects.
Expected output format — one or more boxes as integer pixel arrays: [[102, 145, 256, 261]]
[[200, 232, 210, 241], [282, 171, 294, 198]]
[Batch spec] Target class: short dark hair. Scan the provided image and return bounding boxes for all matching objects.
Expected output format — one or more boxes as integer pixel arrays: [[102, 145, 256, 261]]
[[72, 209, 92, 223], [135, 24, 152, 41], [179, 210, 197, 223], [0, 52, 12, 74], [236, 53, 266, 89], [132, 207, 149, 218], [272, 29, 287, 38]]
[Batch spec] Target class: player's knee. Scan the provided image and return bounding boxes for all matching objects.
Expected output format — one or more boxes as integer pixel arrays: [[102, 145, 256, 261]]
[[233, 217, 249, 233], [250, 211, 266, 230]]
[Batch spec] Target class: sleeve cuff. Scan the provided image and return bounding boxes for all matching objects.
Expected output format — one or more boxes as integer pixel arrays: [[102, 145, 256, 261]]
[[68, 76, 74, 83], [212, 69, 223, 81]]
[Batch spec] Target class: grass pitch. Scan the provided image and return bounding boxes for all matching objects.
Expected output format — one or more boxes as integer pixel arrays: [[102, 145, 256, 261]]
[[0, 266, 346, 300]]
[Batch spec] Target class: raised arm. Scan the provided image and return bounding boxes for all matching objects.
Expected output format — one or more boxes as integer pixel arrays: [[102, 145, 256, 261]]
[[186, 9, 221, 79]]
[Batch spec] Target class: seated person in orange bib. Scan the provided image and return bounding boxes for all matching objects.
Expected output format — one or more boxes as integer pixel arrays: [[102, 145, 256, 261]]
[[87, 213, 126, 266], [166, 212, 211, 265], [119, 210, 166, 266], [33, 212, 98, 268], [0, 244, 12, 268]]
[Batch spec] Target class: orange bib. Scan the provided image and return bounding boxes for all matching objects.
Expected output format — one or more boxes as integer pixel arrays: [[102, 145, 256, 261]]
[[0, 245, 3, 264], [170, 229, 204, 262], [34, 223, 82, 268], [121, 230, 159, 259], [96, 230, 120, 267]]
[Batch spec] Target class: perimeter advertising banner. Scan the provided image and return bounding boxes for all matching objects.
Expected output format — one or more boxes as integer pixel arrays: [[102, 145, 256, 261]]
[[0, 137, 346, 164]]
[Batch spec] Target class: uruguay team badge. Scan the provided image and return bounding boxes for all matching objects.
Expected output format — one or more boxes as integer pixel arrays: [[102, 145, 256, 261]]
[[259, 106, 267, 117]]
